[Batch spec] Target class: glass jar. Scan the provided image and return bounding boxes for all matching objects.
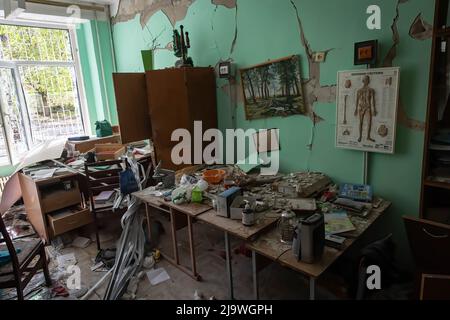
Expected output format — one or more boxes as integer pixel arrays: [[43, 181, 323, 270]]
[[278, 210, 296, 244]]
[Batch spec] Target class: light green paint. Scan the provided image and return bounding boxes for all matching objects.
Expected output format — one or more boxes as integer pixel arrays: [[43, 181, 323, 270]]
[[76, 20, 118, 132], [112, 0, 433, 268]]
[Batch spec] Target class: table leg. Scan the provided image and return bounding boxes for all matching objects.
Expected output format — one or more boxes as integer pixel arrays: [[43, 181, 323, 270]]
[[252, 250, 259, 300], [169, 209, 179, 264], [224, 231, 234, 300], [309, 277, 316, 300], [145, 204, 152, 243], [187, 216, 198, 279]]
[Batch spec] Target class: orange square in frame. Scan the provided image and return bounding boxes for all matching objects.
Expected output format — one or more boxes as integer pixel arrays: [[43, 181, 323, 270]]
[[358, 46, 373, 59], [354, 40, 378, 65]]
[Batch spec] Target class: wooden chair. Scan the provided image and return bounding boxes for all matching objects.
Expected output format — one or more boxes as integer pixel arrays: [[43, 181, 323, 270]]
[[403, 216, 450, 299], [0, 213, 51, 300], [84, 159, 127, 251]]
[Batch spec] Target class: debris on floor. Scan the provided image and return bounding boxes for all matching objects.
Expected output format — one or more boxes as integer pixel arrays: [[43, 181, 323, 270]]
[[71, 236, 92, 249], [147, 267, 170, 286]]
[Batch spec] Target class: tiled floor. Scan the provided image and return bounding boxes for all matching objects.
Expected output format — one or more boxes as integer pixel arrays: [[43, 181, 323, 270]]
[[66, 210, 339, 300]]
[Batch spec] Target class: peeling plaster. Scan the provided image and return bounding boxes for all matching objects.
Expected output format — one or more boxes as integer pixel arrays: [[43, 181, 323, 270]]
[[113, 0, 236, 27], [290, 0, 336, 123], [409, 13, 433, 41], [212, 0, 236, 9], [382, 0, 425, 131]]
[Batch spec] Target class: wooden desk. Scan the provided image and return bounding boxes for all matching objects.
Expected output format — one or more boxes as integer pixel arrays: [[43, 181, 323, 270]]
[[247, 200, 392, 299], [196, 209, 279, 299], [133, 190, 211, 280], [19, 169, 91, 243]]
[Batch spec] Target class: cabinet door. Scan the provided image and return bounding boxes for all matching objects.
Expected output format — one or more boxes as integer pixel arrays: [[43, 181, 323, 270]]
[[113, 73, 152, 144], [186, 67, 218, 130], [18, 173, 49, 242], [146, 69, 190, 170]]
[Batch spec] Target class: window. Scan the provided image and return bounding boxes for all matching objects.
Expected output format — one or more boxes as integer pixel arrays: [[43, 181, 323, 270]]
[[0, 23, 86, 165]]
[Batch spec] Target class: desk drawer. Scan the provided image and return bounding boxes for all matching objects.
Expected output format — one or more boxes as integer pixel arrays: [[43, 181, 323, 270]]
[[41, 187, 81, 214], [48, 206, 93, 237]]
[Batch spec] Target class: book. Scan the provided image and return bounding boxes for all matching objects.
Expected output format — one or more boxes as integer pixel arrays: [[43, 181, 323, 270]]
[[324, 211, 356, 234], [94, 190, 115, 203]]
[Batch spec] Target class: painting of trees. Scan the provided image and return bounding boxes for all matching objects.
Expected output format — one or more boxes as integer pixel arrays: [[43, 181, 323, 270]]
[[240, 55, 305, 120]]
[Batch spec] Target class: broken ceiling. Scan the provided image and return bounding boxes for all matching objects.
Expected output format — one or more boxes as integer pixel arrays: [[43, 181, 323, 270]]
[[113, 0, 236, 27]]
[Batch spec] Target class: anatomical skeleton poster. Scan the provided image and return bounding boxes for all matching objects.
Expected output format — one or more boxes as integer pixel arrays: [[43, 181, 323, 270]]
[[335, 67, 400, 154]]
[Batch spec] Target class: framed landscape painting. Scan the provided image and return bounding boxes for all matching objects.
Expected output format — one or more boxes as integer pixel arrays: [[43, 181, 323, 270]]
[[240, 55, 306, 120]]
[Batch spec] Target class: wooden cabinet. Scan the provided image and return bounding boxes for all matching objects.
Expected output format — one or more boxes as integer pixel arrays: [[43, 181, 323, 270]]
[[421, 0, 450, 223], [113, 73, 152, 144], [19, 171, 92, 242], [112, 67, 218, 171], [146, 67, 217, 170]]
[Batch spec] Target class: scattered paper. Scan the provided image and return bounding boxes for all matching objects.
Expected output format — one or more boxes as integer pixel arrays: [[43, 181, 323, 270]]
[[68, 159, 85, 167], [31, 168, 57, 179], [57, 253, 77, 268], [146, 267, 170, 286]]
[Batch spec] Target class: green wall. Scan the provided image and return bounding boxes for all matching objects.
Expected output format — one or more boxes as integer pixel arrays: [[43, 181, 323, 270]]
[[111, 0, 433, 269], [77, 20, 118, 133]]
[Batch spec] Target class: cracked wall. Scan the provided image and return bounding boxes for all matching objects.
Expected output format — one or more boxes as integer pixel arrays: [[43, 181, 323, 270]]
[[112, 0, 434, 265]]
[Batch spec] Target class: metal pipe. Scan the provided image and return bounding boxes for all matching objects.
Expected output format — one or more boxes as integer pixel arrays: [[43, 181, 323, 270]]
[[80, 268, 113, 300]]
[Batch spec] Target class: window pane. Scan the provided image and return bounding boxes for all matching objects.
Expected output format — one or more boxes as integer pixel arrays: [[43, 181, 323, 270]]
[[0, 25, 72, 62], [0, 130, 9, 165], [0, 68, 28, 163], [19, 65, 84, 143]]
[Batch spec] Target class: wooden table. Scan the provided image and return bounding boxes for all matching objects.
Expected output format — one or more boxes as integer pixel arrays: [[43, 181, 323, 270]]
[[196, 209, 279, 299], [246, 200, 392, 300], [133, 189, 211, 280]]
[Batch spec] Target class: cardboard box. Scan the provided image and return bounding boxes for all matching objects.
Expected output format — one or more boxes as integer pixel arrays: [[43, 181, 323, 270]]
[[216, 187, 242, 218], [95, 143, 125, 160]]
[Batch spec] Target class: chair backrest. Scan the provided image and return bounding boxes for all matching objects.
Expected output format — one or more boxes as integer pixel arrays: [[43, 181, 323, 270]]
[[0, 212, 20, 272], [403, 216, 450, 274], [84, 159, 124, 211]]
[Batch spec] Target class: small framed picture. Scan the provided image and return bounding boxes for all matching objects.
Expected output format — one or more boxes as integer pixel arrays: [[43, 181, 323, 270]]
[[219, 61, 232, 79], [354, 40, 378, 66]]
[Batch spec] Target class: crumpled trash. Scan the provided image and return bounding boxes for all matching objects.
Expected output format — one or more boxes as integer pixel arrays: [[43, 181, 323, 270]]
[[143, 255, 155, 269]]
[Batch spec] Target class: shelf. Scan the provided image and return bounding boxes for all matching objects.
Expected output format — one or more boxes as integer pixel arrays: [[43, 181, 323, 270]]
[[424, 179, 450, 190], [436, 27, 450, 37]]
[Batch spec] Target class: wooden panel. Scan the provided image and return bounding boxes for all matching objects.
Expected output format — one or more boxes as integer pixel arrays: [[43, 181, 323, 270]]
[[146, 69, 190, 170], [113, 73, 152, 144], [186, 67, 218, 130], [146, 68, 218, 171], [18, 173, 49, 242], [421, 274, 450, 300], [47, 206, 93, 237], [40, 182, 82, 214], [403, 216, 450, 274]]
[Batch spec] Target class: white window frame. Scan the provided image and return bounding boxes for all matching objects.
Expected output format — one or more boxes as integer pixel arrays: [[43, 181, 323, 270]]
[[0, 19, 91, 145]]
